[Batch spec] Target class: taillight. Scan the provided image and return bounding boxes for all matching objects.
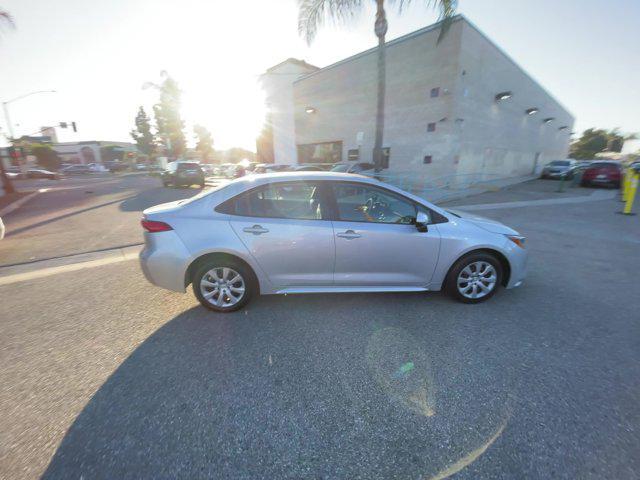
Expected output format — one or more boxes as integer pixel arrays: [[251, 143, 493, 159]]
[[141, 218, 173, 232]]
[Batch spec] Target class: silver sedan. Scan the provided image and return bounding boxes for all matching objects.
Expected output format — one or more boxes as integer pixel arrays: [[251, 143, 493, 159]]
[[140, 172, 527, 312]]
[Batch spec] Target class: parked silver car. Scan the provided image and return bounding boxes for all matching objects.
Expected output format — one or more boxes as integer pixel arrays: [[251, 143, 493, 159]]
[[140, 172, 527, 312]]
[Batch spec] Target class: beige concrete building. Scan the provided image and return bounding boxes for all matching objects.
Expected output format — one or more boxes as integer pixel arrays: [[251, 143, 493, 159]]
[[259, 16, 574, 180]]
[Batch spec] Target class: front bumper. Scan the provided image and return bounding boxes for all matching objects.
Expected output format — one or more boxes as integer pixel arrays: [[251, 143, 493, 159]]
[[504, 243, 528, 289], [139, 230, 192, 293]]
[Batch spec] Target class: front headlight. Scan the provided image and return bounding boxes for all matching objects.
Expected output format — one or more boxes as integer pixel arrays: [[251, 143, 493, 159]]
[[506, 235, 526, 248]]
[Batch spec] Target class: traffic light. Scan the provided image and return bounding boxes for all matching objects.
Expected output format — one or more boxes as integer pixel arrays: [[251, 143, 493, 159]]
[[58, 121, 77, 131]]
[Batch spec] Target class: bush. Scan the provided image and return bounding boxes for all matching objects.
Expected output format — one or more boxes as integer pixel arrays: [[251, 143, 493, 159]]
[[31, 145, 62, 171]]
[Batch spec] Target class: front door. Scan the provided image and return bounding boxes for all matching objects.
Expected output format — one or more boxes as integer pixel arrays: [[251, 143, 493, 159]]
[[329, 182, 441, 286], [227, 181, 334, 287]]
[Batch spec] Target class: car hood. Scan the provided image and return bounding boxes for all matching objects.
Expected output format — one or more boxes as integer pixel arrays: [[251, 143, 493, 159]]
[[447, 209, 519, 235]]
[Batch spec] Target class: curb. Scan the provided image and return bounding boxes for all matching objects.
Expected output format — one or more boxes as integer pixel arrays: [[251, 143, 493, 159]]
[[0, 190, 41, 217]]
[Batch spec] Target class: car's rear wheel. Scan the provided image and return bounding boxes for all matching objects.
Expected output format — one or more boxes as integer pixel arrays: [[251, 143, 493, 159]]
[[446, 253, 502, 304], [193, 261, 254, 312]]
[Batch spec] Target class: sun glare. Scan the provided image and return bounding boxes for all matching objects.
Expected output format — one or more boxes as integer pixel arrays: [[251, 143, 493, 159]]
[[182, 75, 266, 152]]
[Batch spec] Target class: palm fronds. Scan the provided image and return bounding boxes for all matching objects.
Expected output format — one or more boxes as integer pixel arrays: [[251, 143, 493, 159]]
[[298, 0, 364, 45]]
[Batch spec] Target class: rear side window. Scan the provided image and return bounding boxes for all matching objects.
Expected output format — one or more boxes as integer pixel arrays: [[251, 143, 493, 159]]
[[220, 182, 325, 220]]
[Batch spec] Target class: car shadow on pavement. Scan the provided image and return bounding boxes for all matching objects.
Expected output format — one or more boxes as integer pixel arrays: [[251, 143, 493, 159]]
[[42, 292, 515, 480], [6, 196, 136, 237], [119, 186, 204, 212]]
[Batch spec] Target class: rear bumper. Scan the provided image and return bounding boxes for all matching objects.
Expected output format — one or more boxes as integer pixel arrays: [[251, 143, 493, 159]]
[[139, 230, 192, 293]]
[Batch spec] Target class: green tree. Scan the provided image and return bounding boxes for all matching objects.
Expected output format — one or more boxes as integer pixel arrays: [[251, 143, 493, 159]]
[[298, 0, 456, 171], [193, 124, 214, 162], [153, 72, 186, 157], [130, 106, 156, 155], [570, 128, 637, 159], [31, 144, 61, 171]]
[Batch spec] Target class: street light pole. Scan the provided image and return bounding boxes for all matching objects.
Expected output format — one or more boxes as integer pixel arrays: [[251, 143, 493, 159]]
[[2, 90, 57, 141], [2, 102, 14, 139]]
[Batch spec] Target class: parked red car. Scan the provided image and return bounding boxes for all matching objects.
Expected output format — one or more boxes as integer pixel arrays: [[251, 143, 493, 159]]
[[580, 161, 622, 188]]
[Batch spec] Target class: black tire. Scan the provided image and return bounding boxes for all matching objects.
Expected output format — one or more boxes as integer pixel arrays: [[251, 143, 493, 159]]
[[192, 259, 255, 312], [445, 252, 503, 304]]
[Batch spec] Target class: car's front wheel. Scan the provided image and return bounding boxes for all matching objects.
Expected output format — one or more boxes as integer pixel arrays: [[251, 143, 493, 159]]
[[446, 252, 502, 304], [193, 261, 254, 312]]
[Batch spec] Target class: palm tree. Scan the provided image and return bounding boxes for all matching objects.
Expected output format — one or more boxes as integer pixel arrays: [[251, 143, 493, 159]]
[[298, 0, 457, 171], [0, 8, 16, 194]]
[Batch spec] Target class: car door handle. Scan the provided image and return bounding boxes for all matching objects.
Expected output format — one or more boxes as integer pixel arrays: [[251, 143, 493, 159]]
[[337, 230, 361, 239], [243, 225, 269, 235]]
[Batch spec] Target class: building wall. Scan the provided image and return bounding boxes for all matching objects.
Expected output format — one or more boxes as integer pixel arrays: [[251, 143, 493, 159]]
[[452, 20, 574, 178], [260, 61, 319, 165], [285, 16, 573, 182], [52, 141, 136, 165], [293, 20, 463, 178]]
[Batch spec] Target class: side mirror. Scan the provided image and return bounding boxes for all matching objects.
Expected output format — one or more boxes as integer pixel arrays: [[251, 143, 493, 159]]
[[415, 211, 429, 232]]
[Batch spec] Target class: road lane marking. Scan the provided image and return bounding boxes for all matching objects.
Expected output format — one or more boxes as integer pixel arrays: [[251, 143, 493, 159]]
[[0, 250, 139, 286], [0, 190, 43, 217]]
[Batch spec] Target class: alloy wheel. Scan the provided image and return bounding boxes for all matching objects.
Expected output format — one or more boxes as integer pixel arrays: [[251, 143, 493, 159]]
[[456, 261, 497, 300], [200, 267, 246, 308]]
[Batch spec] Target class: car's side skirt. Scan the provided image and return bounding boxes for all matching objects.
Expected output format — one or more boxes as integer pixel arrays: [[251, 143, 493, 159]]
[[272, 286, 429, 295]]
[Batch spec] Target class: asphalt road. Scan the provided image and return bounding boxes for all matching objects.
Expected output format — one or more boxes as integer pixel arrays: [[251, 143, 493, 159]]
[[0, 174, 222, 266], [0, 176, 639, 479]]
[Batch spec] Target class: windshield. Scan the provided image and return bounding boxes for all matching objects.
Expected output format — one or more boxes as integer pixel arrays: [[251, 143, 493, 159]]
[[331, 164, 350, 172], [178, 183, 232, 205]]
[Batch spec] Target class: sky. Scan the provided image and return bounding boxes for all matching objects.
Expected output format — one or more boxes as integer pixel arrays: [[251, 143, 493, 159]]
[[0, 0, 639, 151]]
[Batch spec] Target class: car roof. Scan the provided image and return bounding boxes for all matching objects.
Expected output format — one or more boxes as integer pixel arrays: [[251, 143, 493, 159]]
[[234, 171, 371, 184]]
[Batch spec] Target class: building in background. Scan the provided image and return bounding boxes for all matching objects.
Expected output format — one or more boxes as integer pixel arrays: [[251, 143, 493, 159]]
[[257, 59, 319, 164], [51, 141, 136, 165], [258, 15, 574, 180]]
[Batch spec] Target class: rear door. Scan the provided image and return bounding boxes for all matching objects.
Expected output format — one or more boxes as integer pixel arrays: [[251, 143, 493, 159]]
[[224, 181, 335, 287], [328, 182, 441, 287]]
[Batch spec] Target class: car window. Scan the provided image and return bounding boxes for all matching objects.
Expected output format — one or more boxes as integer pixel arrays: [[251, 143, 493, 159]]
[[230, 182, 324, 220], [177, 163, 201, 171], [549, 160, 570, 166], [590, 162, 618, 169], [356, 163, 375, 171], [331, 164, 349, 172], [332, 183, 417, 224]]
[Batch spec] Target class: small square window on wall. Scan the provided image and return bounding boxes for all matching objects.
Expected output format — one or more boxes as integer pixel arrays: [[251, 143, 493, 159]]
[[347, 149, 359, 161], [430, 87, 440, 98], [423, 155, 433, 164], [427, 122, 436, 132]]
